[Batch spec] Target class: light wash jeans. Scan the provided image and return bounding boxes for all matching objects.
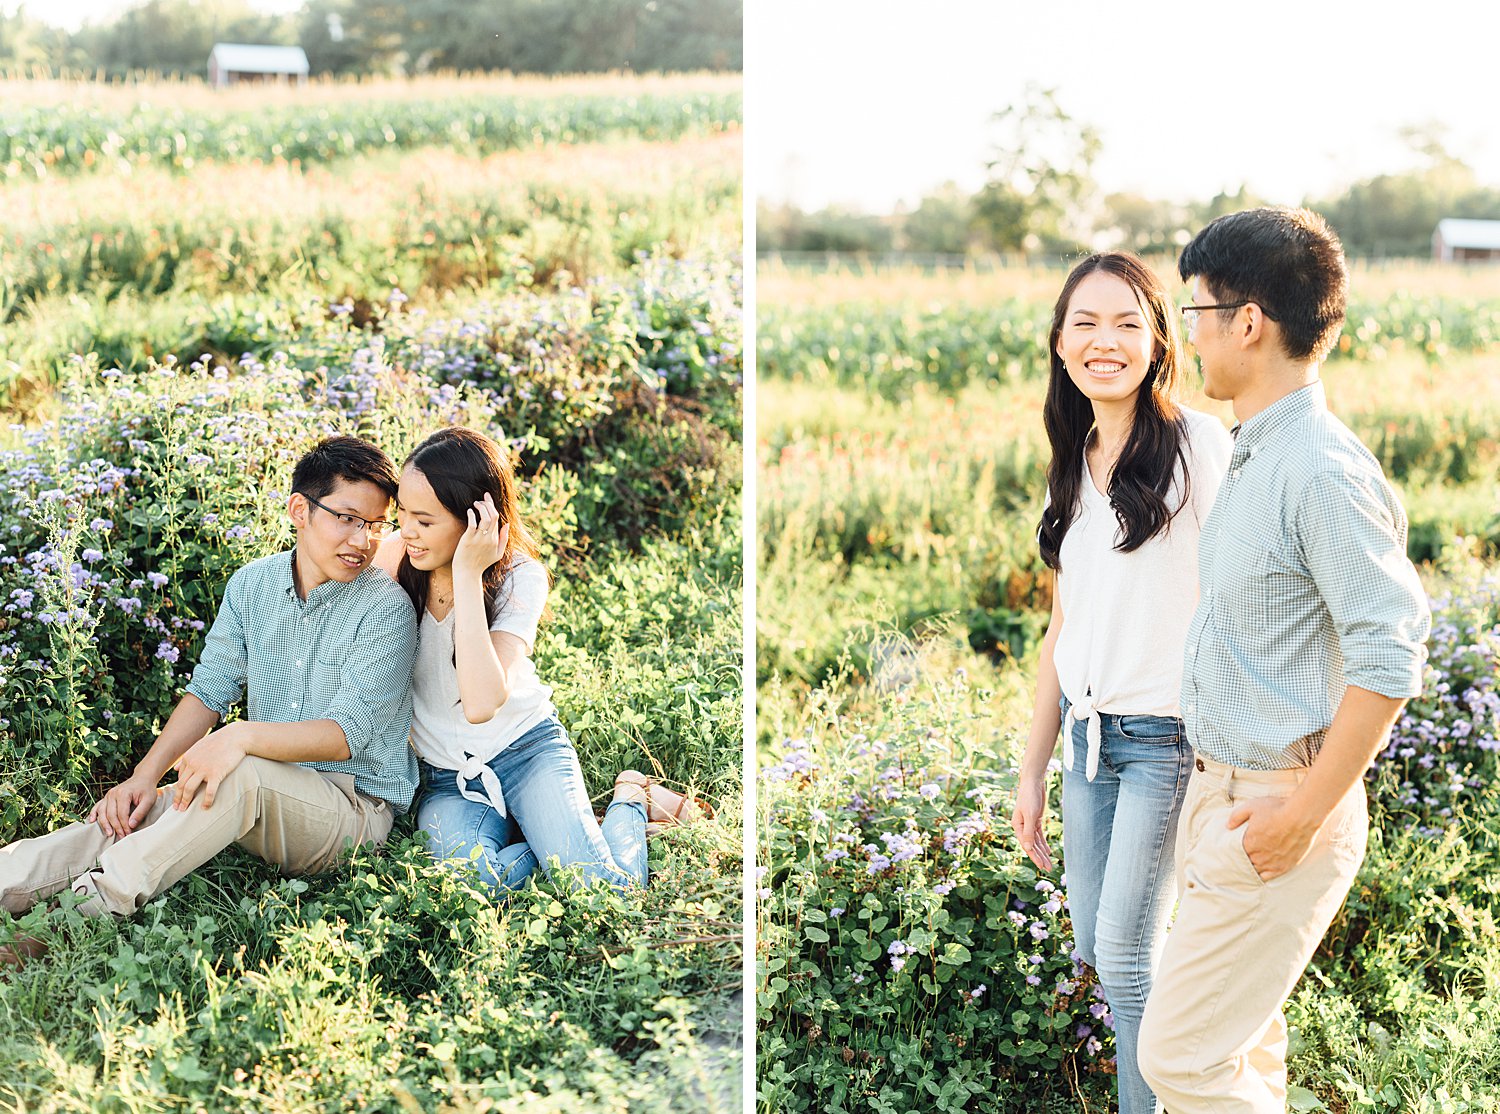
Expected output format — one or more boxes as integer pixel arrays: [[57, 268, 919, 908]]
[[1060, 698, 1193, 1114], [416, 716, 647, 896]]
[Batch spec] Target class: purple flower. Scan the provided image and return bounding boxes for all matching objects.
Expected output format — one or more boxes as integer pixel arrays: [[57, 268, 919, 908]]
[[146, 572, 169, 589], [155, 641, 179, 663], [81, 549, 104, 563], [933, 881, 954, 896]]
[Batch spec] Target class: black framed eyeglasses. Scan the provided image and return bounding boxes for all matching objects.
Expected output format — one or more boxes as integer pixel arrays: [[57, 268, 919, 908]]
[[1180, 300, 1279, 326], [298, 492, 398, 539]]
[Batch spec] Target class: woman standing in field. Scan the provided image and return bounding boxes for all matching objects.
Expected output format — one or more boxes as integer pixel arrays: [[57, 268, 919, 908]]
[[1009, 253, 1233, 1113], [375, 426, 710, 895]]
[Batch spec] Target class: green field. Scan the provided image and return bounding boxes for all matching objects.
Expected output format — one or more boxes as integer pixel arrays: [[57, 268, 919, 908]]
[[757, 262, 1500, 1112], [0, 75, 743, 1113]]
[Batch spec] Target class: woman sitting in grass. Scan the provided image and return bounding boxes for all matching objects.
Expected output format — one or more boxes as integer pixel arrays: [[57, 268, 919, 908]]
[[1009, 252, 1233, 1114], [375, 426, 711, 894]]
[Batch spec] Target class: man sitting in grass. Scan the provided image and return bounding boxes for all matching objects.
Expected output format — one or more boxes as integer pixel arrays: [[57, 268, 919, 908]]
[[0, 434, 418, 967]]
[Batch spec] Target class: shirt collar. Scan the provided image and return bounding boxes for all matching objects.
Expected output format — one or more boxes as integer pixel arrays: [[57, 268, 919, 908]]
[[1229, 381, 1326, 460], [280, 548, 360, 608]]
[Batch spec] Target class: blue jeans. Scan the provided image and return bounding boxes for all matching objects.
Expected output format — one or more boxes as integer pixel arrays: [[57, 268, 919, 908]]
[[1060, 699, 1193, 1114], [416, 716, 647, 896]]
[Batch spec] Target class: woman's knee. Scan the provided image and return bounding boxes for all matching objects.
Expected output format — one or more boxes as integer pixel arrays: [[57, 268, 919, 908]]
[[1092, 925, 1152, 1013]]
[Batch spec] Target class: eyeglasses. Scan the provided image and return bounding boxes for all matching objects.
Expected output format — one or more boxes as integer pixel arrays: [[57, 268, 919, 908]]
[[1180, 300, 1279, 327], [298, 492, 398, 539]]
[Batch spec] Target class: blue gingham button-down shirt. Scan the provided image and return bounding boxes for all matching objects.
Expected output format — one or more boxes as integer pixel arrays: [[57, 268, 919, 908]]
[[185, 551, 419, 810], [1181, 382, 1430, 769]]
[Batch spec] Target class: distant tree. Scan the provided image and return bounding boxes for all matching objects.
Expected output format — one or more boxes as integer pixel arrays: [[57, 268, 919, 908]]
[[71, 0, 294, 77], [0, 7, 72, 73], [1313, 128, 1500, 257], [755, 202, 892, 255], [1191, 185, 1272, 226], [1100, 192, 1189, 255], [899, 182, 973, 255], [971, 85, 1100, 255], [299, 0, 739, 76], [631, 0, 741, 71]]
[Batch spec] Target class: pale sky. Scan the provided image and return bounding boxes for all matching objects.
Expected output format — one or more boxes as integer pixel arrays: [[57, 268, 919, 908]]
[[8, 0, 300, 33], [747, 0, 1500, 212]]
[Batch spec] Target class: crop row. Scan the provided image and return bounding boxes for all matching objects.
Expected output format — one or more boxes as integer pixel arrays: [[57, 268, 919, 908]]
[[0, 136, 741, 322], [758, 295, 1500, 397], [0, 90, 741, 177]]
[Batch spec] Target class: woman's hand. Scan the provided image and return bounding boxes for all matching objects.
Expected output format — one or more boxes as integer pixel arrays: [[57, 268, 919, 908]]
[[452, 492, 510, 582], [1011, 776, 1054, 873]]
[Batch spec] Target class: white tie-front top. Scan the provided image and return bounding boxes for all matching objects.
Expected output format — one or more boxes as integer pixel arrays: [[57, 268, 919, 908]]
[[409, 553, 555, 815], [1052, 406, 1233, 780]]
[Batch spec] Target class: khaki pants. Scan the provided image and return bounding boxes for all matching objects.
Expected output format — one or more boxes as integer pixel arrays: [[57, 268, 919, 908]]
[[1138, 752, 1366, 1113], [0, 756, 393, 917]]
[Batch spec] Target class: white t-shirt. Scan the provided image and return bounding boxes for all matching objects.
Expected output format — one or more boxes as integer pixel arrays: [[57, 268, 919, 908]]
[[1052, 406, 1234, 778], [410, 553, 555, 815]]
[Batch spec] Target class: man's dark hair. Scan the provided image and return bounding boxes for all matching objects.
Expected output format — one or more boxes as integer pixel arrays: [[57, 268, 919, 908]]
[[1178, 207, 1347, 362], [290, 435, 399, 502]]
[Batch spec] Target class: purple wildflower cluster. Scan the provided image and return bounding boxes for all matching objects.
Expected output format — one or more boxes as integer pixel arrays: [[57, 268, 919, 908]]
[[1372, 573, 1500, 832], [759, 682, 1121, 1080]]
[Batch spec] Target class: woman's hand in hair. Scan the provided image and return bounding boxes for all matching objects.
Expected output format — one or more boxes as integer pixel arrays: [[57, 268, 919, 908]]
[[453, 492, 510, 582]]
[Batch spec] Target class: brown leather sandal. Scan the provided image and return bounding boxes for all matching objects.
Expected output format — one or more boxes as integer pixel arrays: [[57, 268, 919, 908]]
[[614, 770, 716, 835], [0, 933, 47, 972]]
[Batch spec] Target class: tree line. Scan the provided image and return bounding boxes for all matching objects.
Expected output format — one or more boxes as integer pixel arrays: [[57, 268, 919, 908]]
[[0, 0, 741, 78], [758, 89, 1500, 260]]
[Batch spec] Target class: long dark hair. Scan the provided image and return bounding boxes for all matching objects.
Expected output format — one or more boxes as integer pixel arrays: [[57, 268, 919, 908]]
[[1038, 252, 1191, 570], [396, 427, 548, 619]]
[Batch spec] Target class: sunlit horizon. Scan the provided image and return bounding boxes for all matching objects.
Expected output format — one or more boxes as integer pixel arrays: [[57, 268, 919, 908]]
[[748, 0, 1500, 214]]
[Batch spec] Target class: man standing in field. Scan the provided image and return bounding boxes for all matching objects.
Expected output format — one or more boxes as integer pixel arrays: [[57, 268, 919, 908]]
[[0, 435, 418, 965], [1136, 208, 1430, 1111]]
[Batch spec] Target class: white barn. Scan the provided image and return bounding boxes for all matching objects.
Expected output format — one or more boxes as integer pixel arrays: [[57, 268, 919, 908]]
[[207, 44, 310, 89], [1432, 218, 1500, 263]]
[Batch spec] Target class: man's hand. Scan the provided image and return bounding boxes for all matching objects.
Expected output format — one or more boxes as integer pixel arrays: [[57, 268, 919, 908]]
[[1227, 796, 1318, 881], [87, 771, 162, 839], [171, 724, 250, 811]]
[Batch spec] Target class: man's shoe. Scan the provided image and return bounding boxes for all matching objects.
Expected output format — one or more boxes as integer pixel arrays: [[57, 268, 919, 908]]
[[0, 934, 47, 970]]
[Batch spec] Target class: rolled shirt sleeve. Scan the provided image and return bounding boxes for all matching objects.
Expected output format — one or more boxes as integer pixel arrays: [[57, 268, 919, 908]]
[[1295, 466, 1430, 700], [184, 567, 249, 718], [178, 552, 420, 810]]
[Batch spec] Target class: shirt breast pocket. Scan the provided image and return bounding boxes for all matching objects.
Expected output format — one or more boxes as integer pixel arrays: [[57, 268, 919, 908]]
[[1209, 532, 1274, 631], [306, 650, 348, 714]]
